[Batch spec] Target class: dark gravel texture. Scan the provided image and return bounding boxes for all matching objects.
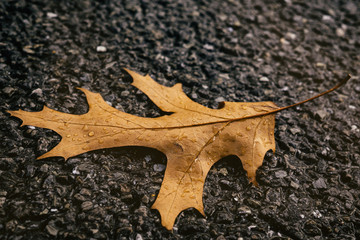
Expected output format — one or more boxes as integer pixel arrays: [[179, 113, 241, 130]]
[[1, 0, 360, 239]]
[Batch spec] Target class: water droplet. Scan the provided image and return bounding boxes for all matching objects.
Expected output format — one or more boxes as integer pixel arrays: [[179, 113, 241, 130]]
[[83, 134, 87, 137], [74, 133, 78, 136], [246, 126, 251, 131], [190, 195, 195, 199], [82, 146, 89, 150], [88, 131, 95, 137], [77, 138, 82, 141], [184, 189, 190, 193], [59, 126, 65, 130], [83, 125, 89, 131], [98, 139, 104, 144], [66, 134, 71, 138], [72, 137, 76, 141]]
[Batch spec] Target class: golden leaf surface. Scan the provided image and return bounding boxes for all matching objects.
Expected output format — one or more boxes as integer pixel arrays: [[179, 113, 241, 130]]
[[8, 69, 350, 230]]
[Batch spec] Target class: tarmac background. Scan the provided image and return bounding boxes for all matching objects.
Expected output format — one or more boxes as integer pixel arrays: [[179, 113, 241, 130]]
[[0, 0, 359, 239]]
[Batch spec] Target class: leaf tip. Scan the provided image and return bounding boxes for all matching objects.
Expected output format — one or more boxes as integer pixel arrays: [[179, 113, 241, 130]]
[[76, 87, 89, 94], [123, 68, 139, 83], [6, 109, 25, 125], [36, 154, 67, 161], [6, 109, 20, 116], [248, 175, 259, 187], [252, 181, 259, 187], [151, 203, 176, 231], [36, 155, 46, 160], [36, 151, 54, 160], [197, 207, 206, 217], [123, 67, 137, 76]]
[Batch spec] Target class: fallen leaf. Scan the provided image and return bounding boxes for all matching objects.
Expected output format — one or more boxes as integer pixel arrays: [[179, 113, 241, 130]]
[[7, 70, 350, 230]]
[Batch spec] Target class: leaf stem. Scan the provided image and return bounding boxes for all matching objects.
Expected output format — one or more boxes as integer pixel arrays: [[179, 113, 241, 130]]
[[266, 74, 352, 114], [191, 74, 352, 126]]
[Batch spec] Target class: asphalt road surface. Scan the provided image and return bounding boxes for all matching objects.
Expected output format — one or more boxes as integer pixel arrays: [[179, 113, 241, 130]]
[[1, 0, 359, 239]]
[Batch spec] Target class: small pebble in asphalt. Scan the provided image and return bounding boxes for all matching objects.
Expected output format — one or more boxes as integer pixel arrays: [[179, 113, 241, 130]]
[[153, 164, 166, 172], [96, 46, 107, 52], [313, 178, 327, 189]]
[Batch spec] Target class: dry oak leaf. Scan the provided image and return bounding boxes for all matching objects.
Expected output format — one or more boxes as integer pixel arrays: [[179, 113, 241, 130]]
[[7, 70, 351, 230]]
